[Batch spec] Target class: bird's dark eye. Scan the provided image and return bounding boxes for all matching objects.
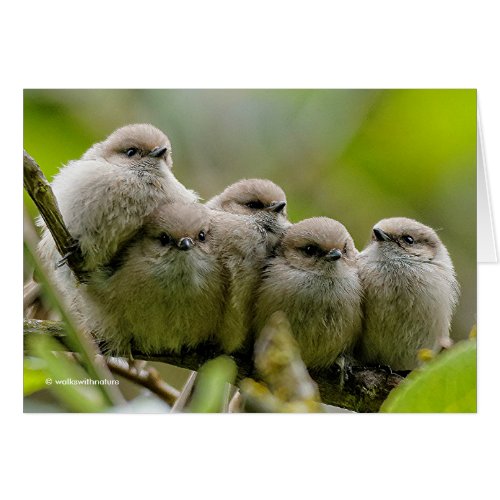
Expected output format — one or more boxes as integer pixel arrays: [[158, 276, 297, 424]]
[[302, 245, 322, 257], [125, 148, 138, 157], [246, 200, 265, 210], [159, 233, 171, 246], [402, 235, 414, 244], [198, 231, 206, 242]]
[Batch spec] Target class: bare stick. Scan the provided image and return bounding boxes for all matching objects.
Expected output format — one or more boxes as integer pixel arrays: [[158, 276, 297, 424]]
[[105, 358, 180, 407], [23, 150, 86, 281], [171, 372, 197, 412]]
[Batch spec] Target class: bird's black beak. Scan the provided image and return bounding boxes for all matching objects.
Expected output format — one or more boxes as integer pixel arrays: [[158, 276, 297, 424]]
[[325, 249, 342, 261], [178, 237, 194, 251], [149, 146, 168, 158], [267, 201, 287, 213], [373, 227, 392, 242]]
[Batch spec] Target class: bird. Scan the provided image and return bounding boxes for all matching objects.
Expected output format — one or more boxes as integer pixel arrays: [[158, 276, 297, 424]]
[[356, 217, 459, 370], [206, 178, 291, 249], [254, 217, 363, 369], [37, 123, 198, 280], [208, 208, 273, 353], [78, 202, 226, 356], [204, 179, 291, 353]]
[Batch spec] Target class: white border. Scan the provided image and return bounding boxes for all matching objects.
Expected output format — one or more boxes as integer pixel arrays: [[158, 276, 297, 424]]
[[3, 2, 499, 499]]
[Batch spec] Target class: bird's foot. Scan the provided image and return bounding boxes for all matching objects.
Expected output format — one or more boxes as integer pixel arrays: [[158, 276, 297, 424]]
[[56, 241, 82, 268]]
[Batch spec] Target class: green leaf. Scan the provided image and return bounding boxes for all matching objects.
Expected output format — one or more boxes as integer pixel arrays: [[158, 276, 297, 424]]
[[188, 356, 237, 413], [23, 358, 49, 396], [381, 340, 477, 413]]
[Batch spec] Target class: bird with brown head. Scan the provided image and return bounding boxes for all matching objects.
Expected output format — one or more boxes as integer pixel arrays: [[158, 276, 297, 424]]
[[206, 178, 290, 249], [79, 202, 225, 355], [38, 123, 198, 279], [356, 217, 459, 370], [254, 217, 363, 369]]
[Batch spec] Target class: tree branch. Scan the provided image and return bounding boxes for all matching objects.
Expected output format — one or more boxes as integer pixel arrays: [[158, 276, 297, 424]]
[[23, 319, 404, 412], [240, 311, 323, 412], [105, 358, 180, 407], [23, 150, 86, 282]]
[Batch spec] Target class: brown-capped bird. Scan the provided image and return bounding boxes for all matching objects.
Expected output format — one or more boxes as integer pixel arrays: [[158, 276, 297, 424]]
[[208, 208, 272, 353], [356, 217, 459, 370], [78, 202, 224, 356], [38, 123, 198, 278], [206, 178, 290, 249], [254, 217, 363, 368]]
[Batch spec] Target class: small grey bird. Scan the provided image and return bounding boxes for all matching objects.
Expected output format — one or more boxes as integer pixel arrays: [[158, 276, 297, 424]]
[[206, 178, 290, 248], [208, 209, 272, 353], [204, 179, 291, 353], [79, 202, 225, 356], [356, 217, 459, 370], [38, 123, 198, 276], [254, 217, 363, 369]]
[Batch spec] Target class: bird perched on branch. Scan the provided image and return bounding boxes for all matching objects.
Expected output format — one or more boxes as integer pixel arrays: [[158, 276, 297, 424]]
[[80, 202, 225, 356], [206, 209, 274, 353], [206, 178, 290, 249], [205, 179, 291, 352], [38, 123, 198, 276], [254, 217, 363, 369], [356, 217, 459, 370], [78, 199, 287, 361]]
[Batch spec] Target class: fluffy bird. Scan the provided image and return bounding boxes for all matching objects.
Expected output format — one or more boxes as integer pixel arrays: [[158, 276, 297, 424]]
[[204, 179, 291, 352], [208, 209, 274, 353], [356, 217, 459, 370], [254, 217, 363, 369], [38, 124, 198, 275], [79, 202, 225, 356], [206, 178, 290, 248]]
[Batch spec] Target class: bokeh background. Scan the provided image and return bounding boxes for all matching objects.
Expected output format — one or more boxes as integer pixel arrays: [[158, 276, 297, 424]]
[[24, 89, 476, 346]]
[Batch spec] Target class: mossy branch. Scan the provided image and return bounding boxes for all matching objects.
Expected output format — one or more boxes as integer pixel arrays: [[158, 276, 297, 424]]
[[23, 150, 86, 282], [240, 312, 323, 412], [23, 319, 403, 412]]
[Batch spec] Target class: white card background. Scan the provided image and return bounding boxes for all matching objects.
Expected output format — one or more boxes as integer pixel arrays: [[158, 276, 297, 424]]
[[478, 104, 497, 263]]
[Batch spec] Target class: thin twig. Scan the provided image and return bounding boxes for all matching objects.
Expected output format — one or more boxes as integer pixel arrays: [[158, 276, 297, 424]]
[[105, 358, 180, 407], [23, 149, 86, 282], [228, 390, 242, 413], [171, 372, 197, 412]]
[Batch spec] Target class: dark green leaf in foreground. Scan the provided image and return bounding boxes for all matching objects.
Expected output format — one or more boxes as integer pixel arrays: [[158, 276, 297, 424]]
[[188, 356, 237, 413], [380, 340, 477, 413]]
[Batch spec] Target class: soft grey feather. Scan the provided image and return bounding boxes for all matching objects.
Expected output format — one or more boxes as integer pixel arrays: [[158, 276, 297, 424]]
[[206, 178, 291, 248], [254, 217, 363, 369], [77, 202, 225, 355], [356, 217, 459, 370], [205, 178, 292, 352], [37, 124, 198, 286]]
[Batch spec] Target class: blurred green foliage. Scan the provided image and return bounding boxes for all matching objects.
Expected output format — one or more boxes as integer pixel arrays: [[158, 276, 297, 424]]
[[188, 356, 237, 413], [28, 335, 109, 413], [24, 89, 476, 341], [23, 357, 49, 396], [381, 339, 477, 413]]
